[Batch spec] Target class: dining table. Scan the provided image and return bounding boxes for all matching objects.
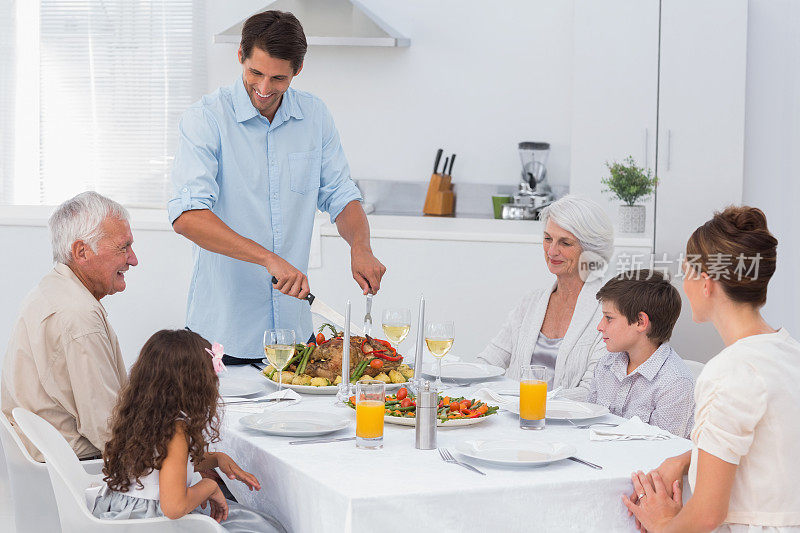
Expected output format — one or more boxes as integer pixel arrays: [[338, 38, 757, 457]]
[[217, 366, 692, 533]]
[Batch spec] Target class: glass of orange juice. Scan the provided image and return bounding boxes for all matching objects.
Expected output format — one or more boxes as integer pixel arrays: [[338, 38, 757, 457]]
[[356, 381, 385, 449], [519, 365, 548, 430]]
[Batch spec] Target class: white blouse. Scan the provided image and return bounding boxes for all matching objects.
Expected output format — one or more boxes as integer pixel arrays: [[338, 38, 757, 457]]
[[689, 328, 800, 530]]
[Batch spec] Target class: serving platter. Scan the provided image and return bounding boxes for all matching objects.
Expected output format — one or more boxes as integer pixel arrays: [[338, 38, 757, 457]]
[[262, 372, 406, 395]]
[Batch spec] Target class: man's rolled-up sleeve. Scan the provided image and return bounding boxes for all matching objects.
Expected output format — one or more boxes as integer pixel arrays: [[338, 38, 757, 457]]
[[316, 102, 362, 223], [167, 106, 222, 224], [60, 332, 127, 453]]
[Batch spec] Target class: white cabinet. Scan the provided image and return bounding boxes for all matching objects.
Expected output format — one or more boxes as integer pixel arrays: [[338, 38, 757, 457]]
[[571, 0, 749, 361], [570, 0, 660, 235], [654, 0, 748, 256]]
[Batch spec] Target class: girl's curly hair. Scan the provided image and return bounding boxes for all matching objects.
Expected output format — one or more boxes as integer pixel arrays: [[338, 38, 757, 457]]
[[102, 329, 221, 492]]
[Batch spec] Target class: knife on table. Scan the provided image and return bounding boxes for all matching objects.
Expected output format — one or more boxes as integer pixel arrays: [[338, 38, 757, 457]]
[[271, 276, 364, 335]]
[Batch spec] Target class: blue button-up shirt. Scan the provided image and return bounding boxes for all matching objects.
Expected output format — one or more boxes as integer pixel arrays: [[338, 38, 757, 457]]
[[587, 343, 696, 438], [168, 78, 361, 357]]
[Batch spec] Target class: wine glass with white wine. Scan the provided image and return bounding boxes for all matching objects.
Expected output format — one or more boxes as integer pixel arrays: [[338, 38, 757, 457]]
[[425, 321, 454, 391], [381, 308, 412, 350], [263, 329, 296, 395]]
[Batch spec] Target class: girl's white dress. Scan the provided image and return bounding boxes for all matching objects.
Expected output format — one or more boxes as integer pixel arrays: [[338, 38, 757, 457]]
[[90, 457, 285, 532]]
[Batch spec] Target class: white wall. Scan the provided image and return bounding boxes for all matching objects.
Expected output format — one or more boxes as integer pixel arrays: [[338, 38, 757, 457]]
[[741, 0, 800, 335], [206, 0, 576, 190]]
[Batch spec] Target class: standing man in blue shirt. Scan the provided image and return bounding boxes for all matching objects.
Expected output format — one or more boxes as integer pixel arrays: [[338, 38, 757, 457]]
[[168, 11, 386, 359]]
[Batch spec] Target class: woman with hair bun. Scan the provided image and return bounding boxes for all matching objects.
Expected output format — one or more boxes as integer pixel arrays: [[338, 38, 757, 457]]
[[624, 206, 800, 533]]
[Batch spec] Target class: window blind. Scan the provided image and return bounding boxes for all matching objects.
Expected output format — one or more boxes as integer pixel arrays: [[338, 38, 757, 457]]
[[12, 0, 205, 207]]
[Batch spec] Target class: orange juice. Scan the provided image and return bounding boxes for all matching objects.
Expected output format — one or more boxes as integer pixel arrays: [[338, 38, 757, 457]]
[[356, 400, 385, 438], [519, 380, 547, 420]]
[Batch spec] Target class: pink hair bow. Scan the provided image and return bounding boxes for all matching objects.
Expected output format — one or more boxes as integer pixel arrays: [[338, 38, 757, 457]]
[[205, 343, 226, 374]]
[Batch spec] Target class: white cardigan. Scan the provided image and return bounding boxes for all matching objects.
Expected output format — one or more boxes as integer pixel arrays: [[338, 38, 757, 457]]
[[477, 278, 606, 401]]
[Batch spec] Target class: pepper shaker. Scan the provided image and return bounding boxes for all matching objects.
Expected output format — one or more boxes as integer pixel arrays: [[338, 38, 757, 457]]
[[415, 380, 437, 450]]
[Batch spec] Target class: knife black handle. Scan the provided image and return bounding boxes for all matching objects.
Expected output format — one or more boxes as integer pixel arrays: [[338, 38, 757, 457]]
[[448, 153, 456, 175], [442, 156, 449, 176], [271, 276, 315, 304], [433, 148, 443, 174]]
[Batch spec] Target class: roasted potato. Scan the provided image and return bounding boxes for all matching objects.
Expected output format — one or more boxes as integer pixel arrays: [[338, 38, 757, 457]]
[[357, 374, 374, 383], [278, 371, 295, 384], [399, 365, 414, 379], [292, 374, 312, 386], [263, 364, 276, 376], [373, 372, 391, 384], [388, 369, 406, 384], [310, 377, 331, 387], [333, 375, 342, 385]]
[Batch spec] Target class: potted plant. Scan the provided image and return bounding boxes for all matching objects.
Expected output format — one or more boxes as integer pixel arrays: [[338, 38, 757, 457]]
[[601, 156, 658, 233]]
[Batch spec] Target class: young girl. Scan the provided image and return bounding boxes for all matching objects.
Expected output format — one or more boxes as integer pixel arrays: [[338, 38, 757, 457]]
[[624, 206, 800, 532], [91, 329, 285, 532]]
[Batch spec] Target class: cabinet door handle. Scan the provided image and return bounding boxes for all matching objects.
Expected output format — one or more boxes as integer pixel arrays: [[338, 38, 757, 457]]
[[666, 129, 672, 171]]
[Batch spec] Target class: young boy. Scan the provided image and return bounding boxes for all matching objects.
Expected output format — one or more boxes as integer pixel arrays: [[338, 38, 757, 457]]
[[588, 269, 695, 437]]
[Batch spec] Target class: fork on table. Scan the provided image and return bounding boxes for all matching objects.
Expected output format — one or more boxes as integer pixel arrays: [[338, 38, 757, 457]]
[[438, 448, 486, 476]]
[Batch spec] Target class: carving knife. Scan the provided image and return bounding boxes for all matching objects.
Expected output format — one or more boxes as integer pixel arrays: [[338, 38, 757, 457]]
[[271, 276, 363, 335]]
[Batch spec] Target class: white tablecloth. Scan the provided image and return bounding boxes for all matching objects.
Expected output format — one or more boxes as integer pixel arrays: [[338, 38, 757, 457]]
[[217, 367, 691, 533]]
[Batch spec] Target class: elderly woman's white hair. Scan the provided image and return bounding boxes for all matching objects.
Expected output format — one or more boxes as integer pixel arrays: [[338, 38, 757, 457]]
[[539, 195, 615, 263], [48, 191, 130, 264]]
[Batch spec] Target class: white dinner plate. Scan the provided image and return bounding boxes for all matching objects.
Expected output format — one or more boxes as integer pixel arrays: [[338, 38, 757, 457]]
[[218, 378, 265, 398], [455, 440, 576, 466], [546, 400, 609, 421], [420, 362, 505, 381], [239, 411, 351, 437]]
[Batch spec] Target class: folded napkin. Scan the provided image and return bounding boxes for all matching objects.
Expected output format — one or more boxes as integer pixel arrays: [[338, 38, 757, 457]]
[[472, 387, 562, 415], [589, 416, 674, 441], [222, 388, 301, 414]]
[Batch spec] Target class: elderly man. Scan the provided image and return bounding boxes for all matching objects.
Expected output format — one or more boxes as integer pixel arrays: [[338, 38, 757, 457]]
[[1, 191, 136, 461]]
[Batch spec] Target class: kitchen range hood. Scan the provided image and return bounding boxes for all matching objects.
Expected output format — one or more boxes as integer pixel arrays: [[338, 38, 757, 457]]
[[214, 0, 410, 47]]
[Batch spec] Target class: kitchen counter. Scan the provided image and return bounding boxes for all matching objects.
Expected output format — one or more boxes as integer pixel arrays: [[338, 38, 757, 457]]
[[319, 213, 653, 247]]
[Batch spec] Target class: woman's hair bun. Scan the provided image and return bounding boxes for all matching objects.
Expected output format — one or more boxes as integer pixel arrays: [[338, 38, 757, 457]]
[[686, 205, 777, 306]]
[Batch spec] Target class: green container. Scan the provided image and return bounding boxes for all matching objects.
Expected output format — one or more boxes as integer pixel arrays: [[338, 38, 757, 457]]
[[492, 195, 512, 219]]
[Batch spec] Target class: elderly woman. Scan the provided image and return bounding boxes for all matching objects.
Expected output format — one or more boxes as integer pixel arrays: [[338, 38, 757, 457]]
[[478, 195, 614, 400]]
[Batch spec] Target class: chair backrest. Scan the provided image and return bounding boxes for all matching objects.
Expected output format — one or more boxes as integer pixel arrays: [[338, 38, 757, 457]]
[[12, 408, 223, 533], [0, 412, 62, 533], [683, 359, 706, 381]]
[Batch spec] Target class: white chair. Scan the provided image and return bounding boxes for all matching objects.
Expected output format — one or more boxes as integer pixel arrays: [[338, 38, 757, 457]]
[[12, 408, 223, 533], [0, 411, 94, 532], [684, 360, 706, 381]]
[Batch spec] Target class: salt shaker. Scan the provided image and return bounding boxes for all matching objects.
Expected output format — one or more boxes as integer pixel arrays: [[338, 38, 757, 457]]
[[415, 380, 437, 450]]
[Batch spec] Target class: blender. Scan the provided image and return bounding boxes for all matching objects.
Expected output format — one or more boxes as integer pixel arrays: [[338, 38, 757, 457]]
[[502, 142, 554, 220]]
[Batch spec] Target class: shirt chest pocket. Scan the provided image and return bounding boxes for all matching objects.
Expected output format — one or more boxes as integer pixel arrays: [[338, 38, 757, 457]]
[[288, 150, 322, 194]]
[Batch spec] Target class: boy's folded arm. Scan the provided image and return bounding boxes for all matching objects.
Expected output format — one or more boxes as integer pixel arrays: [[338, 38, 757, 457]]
[[650, 377, 696, 438]]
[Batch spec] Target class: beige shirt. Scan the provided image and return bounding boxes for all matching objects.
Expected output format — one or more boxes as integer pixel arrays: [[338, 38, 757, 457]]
[[689, 328, 800, 529], [1, 263, 128, 461]]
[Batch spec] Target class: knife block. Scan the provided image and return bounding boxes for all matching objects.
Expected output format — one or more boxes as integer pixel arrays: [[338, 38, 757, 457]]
[[423, 173, 455, 216]]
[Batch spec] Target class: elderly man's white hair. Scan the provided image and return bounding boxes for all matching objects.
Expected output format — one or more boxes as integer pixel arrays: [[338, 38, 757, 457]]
[[48, 191, 130, 264], [539, 195, 615, 263]]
